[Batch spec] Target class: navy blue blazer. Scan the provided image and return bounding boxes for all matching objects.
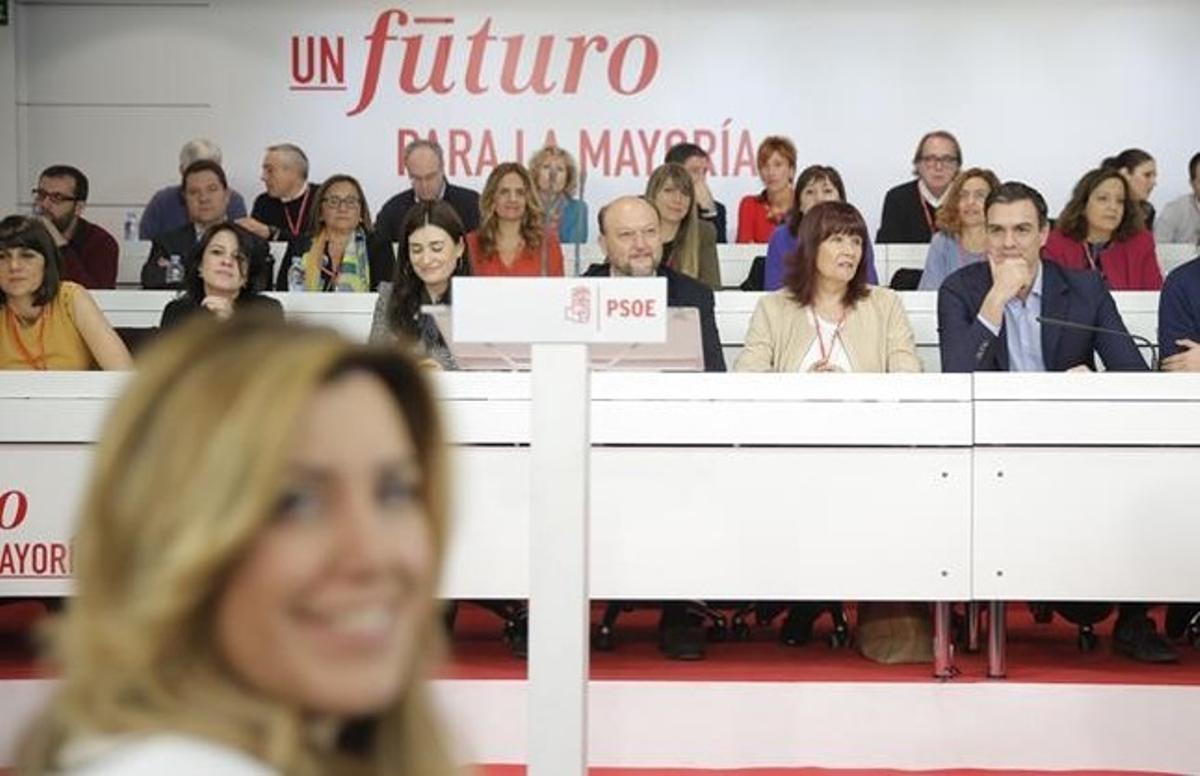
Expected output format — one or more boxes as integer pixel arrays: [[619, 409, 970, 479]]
[[937, 259, 1146, 372]]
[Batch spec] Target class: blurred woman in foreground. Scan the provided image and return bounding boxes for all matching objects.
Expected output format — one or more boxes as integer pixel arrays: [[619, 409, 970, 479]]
[[18, 317, 458, 775]]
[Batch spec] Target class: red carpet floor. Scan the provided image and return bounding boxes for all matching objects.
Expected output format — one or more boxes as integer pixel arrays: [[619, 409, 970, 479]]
[[4, 600, 1199, 685], [443, 603, 1200, 686], [475, 768, 1171, 775]]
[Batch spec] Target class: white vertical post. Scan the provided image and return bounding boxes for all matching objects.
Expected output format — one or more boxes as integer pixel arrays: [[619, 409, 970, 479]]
[[528, 342, 589, 776]]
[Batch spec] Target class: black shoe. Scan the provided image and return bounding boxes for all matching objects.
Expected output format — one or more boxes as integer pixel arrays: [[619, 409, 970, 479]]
[[779, 604, 817, 647], [505, 612, 528, 659], [660, 623, 706, 660], [1165, 604, 1200, 642], [1113, 616, 1178, 663]]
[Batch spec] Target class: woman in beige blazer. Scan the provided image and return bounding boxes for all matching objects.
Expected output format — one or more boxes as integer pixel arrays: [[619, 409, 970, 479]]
[[734, 200, 929, 663], [735, 200, 921, 374]]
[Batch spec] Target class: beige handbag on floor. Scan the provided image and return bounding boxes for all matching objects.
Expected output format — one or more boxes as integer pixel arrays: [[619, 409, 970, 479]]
[[856, 601, 934, 664]]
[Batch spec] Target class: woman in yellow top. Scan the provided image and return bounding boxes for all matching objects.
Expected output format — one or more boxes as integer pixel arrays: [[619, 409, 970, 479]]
[[0, 216, 130, 370], [736, 201, 920, 373]]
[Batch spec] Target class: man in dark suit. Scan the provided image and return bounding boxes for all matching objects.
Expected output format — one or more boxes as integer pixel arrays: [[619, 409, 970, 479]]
[[375, 140, 481, 242], [876, 130, 962, 244], [938, 180, 1175, 663], [141, 161, 270, 291], [583, 195, 726, 373], [583, 195, 724, 661]]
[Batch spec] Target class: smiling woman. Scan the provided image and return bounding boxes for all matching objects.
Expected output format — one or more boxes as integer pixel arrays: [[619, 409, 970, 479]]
[[16, 317, 459, 775], [369, 200, 471, 369]]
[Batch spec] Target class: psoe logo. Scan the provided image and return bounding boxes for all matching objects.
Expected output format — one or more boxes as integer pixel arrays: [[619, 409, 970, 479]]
[[564, 286, 592, 324], [289, 8, 661, 116], [0, 490, 28, 531]]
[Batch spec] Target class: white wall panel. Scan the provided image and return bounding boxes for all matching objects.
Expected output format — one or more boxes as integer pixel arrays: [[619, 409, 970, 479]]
[[18, 104, 213, 204], [17, 2, 212, 105]]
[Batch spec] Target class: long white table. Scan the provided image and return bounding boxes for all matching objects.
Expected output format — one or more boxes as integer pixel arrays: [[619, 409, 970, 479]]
[[7, 371, 1200, 673], [92, 289, 1164, 373]]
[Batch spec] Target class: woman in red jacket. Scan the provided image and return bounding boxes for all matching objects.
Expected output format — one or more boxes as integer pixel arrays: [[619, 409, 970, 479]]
[[1043, 167, 1162, 290], [736, 136, 796, 243]]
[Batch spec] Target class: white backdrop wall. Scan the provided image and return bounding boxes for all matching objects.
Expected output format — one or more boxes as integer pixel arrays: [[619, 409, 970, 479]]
[[7, 0, 1200, 246]]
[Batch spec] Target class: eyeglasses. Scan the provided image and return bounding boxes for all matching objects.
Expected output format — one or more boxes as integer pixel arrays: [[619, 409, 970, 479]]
[[322, 196, 361, 210], [919, 155, 960, 168], [31, 188, 78, 204]]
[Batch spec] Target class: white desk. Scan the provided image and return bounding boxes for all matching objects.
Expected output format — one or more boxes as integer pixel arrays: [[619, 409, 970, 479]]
[[1, 373, 972, 609], [972, 373, 1200, 603]]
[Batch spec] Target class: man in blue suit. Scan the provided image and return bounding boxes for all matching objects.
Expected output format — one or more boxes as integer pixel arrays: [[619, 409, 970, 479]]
[[938, 181, 1175, 663]]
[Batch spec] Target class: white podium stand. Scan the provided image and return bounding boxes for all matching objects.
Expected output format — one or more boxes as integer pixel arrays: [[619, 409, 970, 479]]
[[452, 276, 670, 776]]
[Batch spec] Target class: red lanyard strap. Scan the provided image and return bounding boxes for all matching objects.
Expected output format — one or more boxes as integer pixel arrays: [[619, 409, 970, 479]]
[[6, 306, 49, 370], [283, 186, 311, 238]]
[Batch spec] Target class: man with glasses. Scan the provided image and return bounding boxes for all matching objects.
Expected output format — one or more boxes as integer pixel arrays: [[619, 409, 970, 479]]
[[877, 130, 963, 244], [32, 165, 118, 289], [374, 139, 481, 242]]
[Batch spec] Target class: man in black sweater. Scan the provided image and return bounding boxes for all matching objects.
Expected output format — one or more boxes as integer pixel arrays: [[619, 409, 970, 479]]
[[375, 139, 481, 242], [238, 143, 320, 243], [876, 130, 963, 244]]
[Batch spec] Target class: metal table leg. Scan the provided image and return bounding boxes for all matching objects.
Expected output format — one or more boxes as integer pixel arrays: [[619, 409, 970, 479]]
[[987, 600, 1007, 679], [933, 601, 957, 679]]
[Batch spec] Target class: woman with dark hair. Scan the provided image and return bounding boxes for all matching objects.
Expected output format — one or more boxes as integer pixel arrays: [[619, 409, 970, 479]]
[[737, 201, 923, 660], [160, 222, 283, 329], [1044, 167, 1162, 290], [918, 167, 1002, 290], [468, 162, 564, 277], [736, 136, 796, 243], [764, 165, 879, 291], [645, 163, 720, 289], [276, 174, 396, 292], [737, 200, 920, 373], [1104, 148, 1157, 230], [0, 215, 130, 370], [369, 201, 470, 369]]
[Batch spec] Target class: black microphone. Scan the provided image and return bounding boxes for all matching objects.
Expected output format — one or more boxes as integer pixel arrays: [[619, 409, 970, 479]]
[[1036, 315, 1158, 371]]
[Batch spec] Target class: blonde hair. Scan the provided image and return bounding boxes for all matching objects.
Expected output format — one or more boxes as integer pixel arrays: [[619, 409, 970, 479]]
[[17, 316, 458, 776], [645, 163, 702, 280], [527, 145, 580, 197], [476, 162, 545, 258]]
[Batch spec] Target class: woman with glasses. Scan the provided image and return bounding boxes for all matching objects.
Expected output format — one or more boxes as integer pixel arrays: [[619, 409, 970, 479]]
[[160, 222, 283, 329], [275, 174, 396, 292]]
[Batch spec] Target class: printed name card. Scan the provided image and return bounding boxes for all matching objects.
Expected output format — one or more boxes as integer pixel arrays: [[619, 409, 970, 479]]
[[452, 277, 667, 343]]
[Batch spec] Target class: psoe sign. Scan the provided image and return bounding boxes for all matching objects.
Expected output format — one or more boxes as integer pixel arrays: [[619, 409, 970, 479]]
[[452, 277, 666, 343]]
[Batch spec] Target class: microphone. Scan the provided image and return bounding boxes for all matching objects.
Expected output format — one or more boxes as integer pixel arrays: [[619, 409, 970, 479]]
[[1036, 315, 1158, 371]]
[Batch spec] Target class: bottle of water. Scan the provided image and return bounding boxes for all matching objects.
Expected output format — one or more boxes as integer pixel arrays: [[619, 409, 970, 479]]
[[166, 254, 184, 286], [287, 256, 306, 292], [123, 210, 139, 242]]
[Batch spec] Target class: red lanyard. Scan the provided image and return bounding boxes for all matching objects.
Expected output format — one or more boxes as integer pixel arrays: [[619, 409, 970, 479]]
[[5, 306, 49, 370], [812, 308, 845, 365], [916, 185, 936, 235], [283, 186, 311, 238]]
